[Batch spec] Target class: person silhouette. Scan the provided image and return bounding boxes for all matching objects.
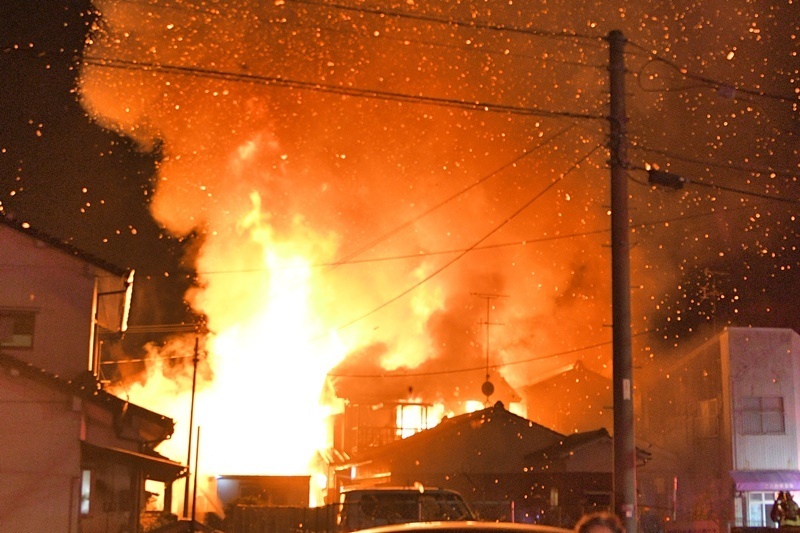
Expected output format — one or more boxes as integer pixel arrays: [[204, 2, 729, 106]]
[[575, 512, 625, 533], [771, 491, 800, 528]]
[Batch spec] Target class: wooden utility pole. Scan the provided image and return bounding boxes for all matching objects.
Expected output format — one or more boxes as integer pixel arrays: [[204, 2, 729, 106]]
[[608, 29, 637, 533]]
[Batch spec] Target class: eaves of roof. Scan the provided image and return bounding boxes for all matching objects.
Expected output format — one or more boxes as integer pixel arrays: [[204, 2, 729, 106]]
[[527, 427, 651, 467], [332, 401, 564, 467], [0, 350, 174, 441], [531, 428, 611, 462], [0, 211, 130, 277], [81, 441, 187, 482]]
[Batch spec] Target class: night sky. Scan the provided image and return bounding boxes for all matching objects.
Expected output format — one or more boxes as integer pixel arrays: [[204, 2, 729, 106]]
[[2, 0, 799, 389], [2, 1, 195, 338]]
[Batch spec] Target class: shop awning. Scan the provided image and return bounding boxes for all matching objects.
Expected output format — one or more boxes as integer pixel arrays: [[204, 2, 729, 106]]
[[731, 470, 800, 492], [82, 441, 187, 482]]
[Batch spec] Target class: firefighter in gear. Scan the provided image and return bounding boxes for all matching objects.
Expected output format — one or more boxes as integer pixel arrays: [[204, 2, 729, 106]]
[[771, 491, 800, 528]]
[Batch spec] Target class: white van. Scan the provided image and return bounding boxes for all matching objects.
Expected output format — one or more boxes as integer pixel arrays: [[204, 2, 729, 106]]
[[338, 487, 476, 532]]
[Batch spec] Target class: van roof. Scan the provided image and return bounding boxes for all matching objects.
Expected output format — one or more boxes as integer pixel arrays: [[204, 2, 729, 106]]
[[341, 487, 456, 494]]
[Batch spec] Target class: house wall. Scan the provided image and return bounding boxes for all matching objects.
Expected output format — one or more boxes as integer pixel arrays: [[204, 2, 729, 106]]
[[81, 399, 125, 446], [79, 459, 139, 533], [524, 364, 614, 436], [0, 371, 82, 533], [641, 328, 800, 530], [0, 225, 103, 380], [641, 333, 731, 524], [393, 420, 563, 476], [725, 328, 800, 471]]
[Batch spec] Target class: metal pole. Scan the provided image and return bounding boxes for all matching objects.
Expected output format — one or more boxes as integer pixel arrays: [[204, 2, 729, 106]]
[[183, 338, 200, 517], [608, 29, 637, 533], [192, 426, 201, 529], [484, 297, 491, 381]]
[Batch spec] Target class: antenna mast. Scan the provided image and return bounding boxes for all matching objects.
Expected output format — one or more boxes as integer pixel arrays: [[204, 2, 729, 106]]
[[471, 292, 507, 401]]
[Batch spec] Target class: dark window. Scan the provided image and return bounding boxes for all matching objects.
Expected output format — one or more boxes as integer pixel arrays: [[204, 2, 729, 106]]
[[696, 398, 720, 438], [80, 469, 92, 516], [0, 309, 36, 349], [742, 396, 785, 435]]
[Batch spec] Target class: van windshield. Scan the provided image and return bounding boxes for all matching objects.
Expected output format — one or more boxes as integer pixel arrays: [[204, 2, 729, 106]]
[[340, 490, 474, 532]]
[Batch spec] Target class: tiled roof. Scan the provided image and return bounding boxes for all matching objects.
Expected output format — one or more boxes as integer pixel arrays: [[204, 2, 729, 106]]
[[532, 428, 611, 462], [332, 401, 564, 466]]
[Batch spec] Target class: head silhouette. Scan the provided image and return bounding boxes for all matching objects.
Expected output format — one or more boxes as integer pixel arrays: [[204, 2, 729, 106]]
[[575, 512, 625, 533]]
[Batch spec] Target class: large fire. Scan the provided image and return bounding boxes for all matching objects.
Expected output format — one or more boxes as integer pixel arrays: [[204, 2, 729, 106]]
[[79, 0, 618, 517]]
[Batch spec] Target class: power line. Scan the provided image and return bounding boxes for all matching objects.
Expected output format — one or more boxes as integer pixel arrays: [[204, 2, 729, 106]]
[[326, 123, 582, 270], [327, 329, 653, 379], [631, 144, 797, 179], [330, 143, 605, 332], [166, 200, 754, 277], [627, 147, 800, 206], [326, 339, 609, 378], [626, 38, 798, 104], [110, 0, 610, 75], [686, 179, 800, 205], [83, 56, 605, 121], [286, 0, 605, 43], [107, 328, 612, 373]]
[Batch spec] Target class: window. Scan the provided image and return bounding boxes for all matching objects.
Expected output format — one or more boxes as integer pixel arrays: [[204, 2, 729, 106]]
[[748, 491, 778, 527], [742, 397, 785, 435], [80, 469, 92, 516], [697, 398, 720, 438], [0, 309, 36, 348], [145, 480, 165, 511]]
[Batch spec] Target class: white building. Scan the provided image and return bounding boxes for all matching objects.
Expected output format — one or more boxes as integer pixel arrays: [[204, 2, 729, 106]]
[[641, 327, 800, 529]]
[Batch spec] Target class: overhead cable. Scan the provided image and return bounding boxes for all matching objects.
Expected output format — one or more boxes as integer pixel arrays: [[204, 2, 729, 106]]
[[83, 56, 605, 121]]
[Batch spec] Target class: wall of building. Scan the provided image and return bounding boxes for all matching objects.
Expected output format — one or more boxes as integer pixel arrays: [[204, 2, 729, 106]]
[[0, 226, 100, 380], [0, 371, 83, 533], [523, 362, 614, 436], [641, 333, 731, 524], [725, 328, 800, 471], [641, 328, 800, 529]]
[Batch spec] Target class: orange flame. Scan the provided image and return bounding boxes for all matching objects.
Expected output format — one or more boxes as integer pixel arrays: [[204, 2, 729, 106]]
[[84, 0, 619, 516]]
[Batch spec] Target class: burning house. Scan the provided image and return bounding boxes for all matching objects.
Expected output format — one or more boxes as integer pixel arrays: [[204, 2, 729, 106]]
[[326, 357, 522, 456], [327, 400, 618, 525]]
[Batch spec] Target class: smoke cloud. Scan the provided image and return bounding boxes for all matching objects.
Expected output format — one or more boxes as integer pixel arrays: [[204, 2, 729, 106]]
[[78, 0, 798, 475]]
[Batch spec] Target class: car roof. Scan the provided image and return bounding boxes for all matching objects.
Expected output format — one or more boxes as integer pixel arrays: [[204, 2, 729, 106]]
[[342, 487, 457, 493], [350, 520, 573, 533]]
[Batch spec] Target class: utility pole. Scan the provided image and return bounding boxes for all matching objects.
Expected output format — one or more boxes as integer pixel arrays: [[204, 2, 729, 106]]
[[608, 29, 637, 533], [183, 338, 200, 518]]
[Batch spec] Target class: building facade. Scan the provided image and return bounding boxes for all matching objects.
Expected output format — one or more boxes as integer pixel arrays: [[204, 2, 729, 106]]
[[0, 214, 185, 532], [0, 214, 133, 381], [641, 327, 800, 529]]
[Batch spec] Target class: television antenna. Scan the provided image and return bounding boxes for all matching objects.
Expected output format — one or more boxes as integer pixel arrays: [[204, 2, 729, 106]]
[[471, 292, 508, 402]]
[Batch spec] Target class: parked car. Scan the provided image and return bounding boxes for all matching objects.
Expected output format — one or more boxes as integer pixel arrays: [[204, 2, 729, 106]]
[[338, 487, 476, 532]]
